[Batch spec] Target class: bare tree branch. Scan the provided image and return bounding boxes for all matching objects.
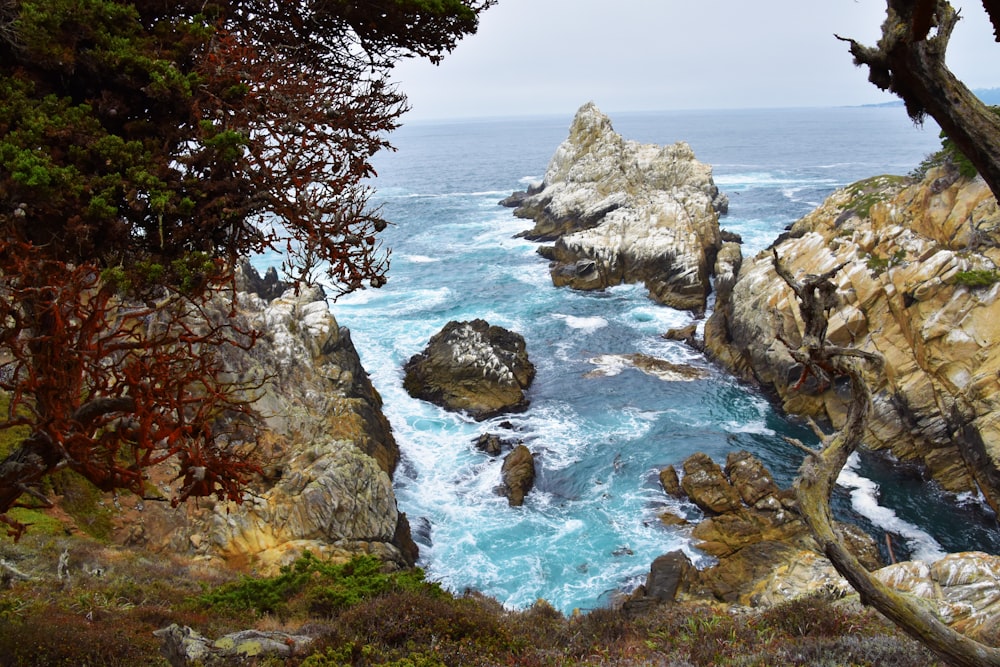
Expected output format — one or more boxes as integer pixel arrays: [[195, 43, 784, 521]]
[[773, 251, 1000, 666]]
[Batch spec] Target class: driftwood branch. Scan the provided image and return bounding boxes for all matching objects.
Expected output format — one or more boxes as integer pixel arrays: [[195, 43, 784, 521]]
[[773, 251, 1000, 667]]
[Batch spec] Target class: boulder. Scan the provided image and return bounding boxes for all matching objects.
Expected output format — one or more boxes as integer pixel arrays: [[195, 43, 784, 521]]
[[724, 449, 781, 508], [154, 624, 314, 666], [500, 444, 536, 507], [474, 432, 520, 456], [403, 319, 535, 420], [658, 465, 682, 497], [510, 102, 726, 313], [873, 551, 1000, 641], [680, 452, 742, 514], [704, 165, 1000, 509]]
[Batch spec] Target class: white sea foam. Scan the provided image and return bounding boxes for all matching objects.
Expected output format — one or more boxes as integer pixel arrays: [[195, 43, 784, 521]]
[[713, 171, 837, 189], [402, 254, 441, 264], [837, 453, 947, 562], [553, 313, 609, 334]]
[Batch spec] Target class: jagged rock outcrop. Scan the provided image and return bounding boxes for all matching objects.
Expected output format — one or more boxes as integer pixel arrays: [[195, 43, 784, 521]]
[[631, 451, 882, 608], [704, 164, 1000, 510], [403, 319, 535, 421], [114, 273, 416, 572], [507, 102, 727, 313], [639, 453, 1000, 639]]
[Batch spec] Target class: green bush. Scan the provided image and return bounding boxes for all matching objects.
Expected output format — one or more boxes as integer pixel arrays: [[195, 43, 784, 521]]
[[197, 552, 440, 619], [911, 106, 1000, 181], [954, 269, 1000, 288]]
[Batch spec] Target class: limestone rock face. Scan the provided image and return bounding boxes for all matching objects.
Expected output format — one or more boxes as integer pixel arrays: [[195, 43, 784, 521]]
[[510, 102, 726, 313], [116, 282, 414, 572], [873, 551, 1000, 641], [403, 319, 535, 421], [705, 166, 1000, 508]]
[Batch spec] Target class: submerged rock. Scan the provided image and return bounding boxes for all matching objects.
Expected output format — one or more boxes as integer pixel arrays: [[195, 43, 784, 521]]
[[500, 444, 536, 507], [403, 319, 535, 420], [509, 102, 726, 313]]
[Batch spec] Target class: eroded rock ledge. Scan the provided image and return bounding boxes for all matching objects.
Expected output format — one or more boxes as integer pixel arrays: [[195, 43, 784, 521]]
[[704, 164, 1000, 510], [505, 102, 728, 314]]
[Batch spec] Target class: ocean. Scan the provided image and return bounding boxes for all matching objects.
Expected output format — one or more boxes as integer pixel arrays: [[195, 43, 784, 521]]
[[271, 106, 1000, 613]]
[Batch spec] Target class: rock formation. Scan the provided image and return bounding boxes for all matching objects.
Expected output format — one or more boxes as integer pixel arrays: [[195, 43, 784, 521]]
[[704, 164, 1000, 510], [155, 623, 315, 666], [499, 444, 536, 507], [659, 451, 880, 605], [633, 452, 1000, 640], [403, 319, 535, 420], [113, 269, 416, 572], [506, 102, 727, 313]]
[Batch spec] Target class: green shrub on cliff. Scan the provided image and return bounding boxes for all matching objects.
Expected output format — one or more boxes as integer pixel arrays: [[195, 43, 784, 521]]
[[954, 269, 1000, 288], [912, 107, 1000, 181], [197, 552, 440, 619]]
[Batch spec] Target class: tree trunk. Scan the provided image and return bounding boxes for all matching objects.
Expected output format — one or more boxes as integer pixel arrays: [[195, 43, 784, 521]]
[[841, 1, 1000, 201]]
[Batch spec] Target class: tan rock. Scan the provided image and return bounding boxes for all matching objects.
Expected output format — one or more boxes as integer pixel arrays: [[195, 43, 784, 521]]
[[705, 166, 1000, 509], [500, 445, 536, 507]]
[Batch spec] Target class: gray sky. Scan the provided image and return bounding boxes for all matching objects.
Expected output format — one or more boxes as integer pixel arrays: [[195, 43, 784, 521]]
[[390, 0, 1000, 120]]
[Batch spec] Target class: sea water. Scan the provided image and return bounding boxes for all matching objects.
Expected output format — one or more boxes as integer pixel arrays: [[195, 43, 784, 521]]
[[262, 107, 1000, 613]]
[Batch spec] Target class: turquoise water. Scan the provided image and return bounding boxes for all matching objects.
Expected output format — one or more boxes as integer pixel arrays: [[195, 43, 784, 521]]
[[264, 107, 1000, 613]]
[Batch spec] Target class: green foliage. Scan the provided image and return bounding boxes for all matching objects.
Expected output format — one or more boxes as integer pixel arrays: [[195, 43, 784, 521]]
[[197, 553, 440, 619], [49, 470, 115, 540], [911, 106, 1000, 180], [865, 249, 906, 275], [0, 393, 30, 460], [4, 507, 66, 536], [954, 269, 1000, 288], [843, 175, 906, 219]]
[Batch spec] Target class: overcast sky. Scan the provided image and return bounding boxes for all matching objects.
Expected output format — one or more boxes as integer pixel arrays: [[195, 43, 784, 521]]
[[389, 0, 1000, 120]]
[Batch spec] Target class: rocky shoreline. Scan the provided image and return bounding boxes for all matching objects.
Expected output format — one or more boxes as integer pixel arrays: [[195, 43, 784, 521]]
[[81, 102, 1000, 622], [106, 266, 417, 573], [704, 163, 1000, 511], [499, 103, 1000, 627]]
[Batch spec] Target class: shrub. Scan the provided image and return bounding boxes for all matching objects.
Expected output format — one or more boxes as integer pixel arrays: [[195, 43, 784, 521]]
[[911, 106, 1000, 181], [954, 269, 1000, 288], [197, 552, 440, 620]]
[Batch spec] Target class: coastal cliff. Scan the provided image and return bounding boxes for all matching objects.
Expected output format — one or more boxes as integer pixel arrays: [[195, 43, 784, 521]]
[[507, 102, 728, 313], [705, 163, 1000, 511], [112, 271, 416, 572]]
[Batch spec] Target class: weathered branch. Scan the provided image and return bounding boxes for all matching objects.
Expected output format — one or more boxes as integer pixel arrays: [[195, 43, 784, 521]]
[[774, 252, 1000, 666], [843, 1, 1000, 201]]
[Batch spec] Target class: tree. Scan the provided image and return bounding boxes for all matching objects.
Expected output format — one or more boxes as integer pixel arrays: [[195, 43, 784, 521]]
[[0, 0, 494, 538], [775, 247, 1000, 666], [838, 0, 1000, 199], [784, 4, 1000, 663]]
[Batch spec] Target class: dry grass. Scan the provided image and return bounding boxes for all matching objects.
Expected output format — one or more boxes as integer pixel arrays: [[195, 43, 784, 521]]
[[0, 531, 945, 667]]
